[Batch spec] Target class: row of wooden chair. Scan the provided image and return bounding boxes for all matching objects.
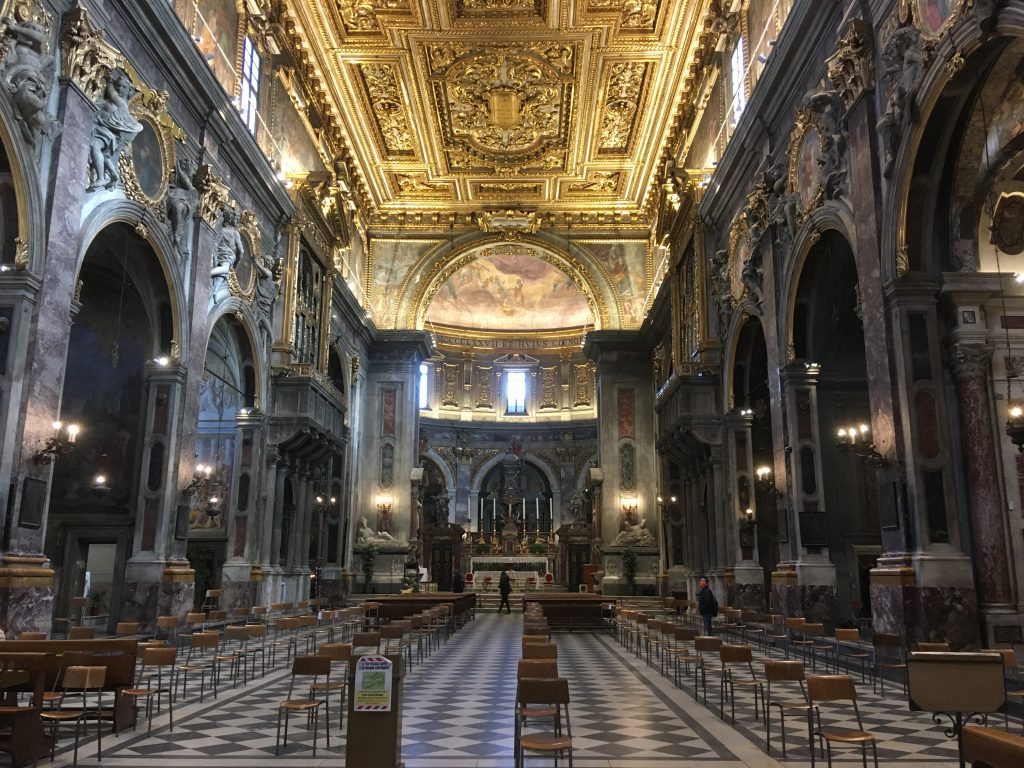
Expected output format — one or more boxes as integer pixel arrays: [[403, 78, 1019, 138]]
[[517, 604, 572, 767]]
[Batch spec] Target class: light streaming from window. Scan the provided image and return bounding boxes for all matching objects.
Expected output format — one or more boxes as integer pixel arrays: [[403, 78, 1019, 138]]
[[730, 36, 747, 126], [418, 363, 429, 409], [507, 369, 526, 414], [239, 37, 261, 135]]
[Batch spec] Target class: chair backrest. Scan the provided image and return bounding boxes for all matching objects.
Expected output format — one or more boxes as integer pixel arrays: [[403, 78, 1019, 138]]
[[380, 625, 404, 640], [873, 632, 903, 649], [247, 623, 267, 640], [522, 634, 549, 647], [352, 631, 380, 649], [802, 623, 824, 638], [982, 648, 1016, 670], [675, 626, 698, 642], [319, 643, 352, 662], [807, 674, 857, 703], [517, 659, 558, 679], [141, 646, 177, 667], [522, 643, 558, 660], [156, 615, 178, 629], [764, 659, 806, 682], [63, 665, 106, 690], [188, 632, 220, 652], [835, 627, 861, 643], [19, 631, 46, 640], [785, 617, 806, 630], [517, 676, 570, 707], [962, 724, 1024, 768], [115, 622, 139, 636], [719, 644, 754, 664], [224, 625, 250, 644], [67, 626, 94, 640], [292, 654, 330, 677], [916, 642, 951, 652], [545, 572, 553, 584], [694, 636, 723, 654], [186, 611, 207, 625]]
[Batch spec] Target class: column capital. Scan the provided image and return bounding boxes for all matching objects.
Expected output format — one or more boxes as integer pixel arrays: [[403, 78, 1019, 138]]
[[946, 342, 994, 380]]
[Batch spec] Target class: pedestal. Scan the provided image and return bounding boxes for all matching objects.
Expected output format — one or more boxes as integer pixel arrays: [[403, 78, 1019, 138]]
[[601, 547, 659, 596], [219, 562, 257, 611], [0, 556, 54, 636], [732, 562, 765, 611]]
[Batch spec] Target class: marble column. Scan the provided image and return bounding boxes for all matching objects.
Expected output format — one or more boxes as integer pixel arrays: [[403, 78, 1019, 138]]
[[725, 411, 765, 610], [949, 344, 1014, 611]]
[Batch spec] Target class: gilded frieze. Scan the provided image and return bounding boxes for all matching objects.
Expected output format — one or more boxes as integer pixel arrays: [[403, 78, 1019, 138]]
[[455, 0, 545, 18], [589, 0, 660, 31], [336, 0, 411, 33], [566, 171, 621, 195]]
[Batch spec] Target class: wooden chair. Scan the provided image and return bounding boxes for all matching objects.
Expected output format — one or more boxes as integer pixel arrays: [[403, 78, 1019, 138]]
[[515, 676, 573, 768], [916, 641, 951, 652], [543, 572, 554, 591], [215, 625, 254, 687], [872, 632, 906, 696], [276, 655, 331, 756], [784, 617, 807, 659], [0, 653, 46, 768], [515, 659, 560, 766], [18, 631, 46, 640], [763, 659, 813, 758], [154, 615, 179, 643], [40, 665, 106, 766], [119, 646, 177, 734], [352, 631, 380, 655], [833, 628, 871, 683], [718, 644, 763, 724], [67, 626, 95, 640], [669, 626, 697, 687], [115, 622, 140, 637], [694, 635, 724, 703], [807, 674, 878, 768], [177, 631, 219, 702], [523, 642, 557, 660], [316, 643, 352, 727]]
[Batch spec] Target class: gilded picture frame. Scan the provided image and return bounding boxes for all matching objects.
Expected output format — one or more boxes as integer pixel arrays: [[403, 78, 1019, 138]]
[[226, 210, 262, 304]]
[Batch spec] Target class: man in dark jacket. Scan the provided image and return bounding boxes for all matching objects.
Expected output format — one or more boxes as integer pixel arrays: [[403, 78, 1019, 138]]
[[697, 576, 716, 635], [452, 571, 465, 593], [498, 570, 512, 614]]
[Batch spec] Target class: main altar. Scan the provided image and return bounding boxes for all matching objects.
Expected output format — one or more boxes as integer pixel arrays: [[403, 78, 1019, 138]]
[[470, 555, 550, 587]]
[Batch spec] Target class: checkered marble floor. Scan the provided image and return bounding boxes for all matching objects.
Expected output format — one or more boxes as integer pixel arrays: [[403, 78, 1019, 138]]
[[36, 613, 971, 767]]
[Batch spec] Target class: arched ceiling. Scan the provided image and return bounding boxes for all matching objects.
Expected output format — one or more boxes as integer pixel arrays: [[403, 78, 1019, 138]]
[[281, 0, 709, 220]]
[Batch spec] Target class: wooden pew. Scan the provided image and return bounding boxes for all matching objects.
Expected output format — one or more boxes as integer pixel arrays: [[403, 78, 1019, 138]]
[[0, 640, 138, 733], [963, 724, 1024, 767], [0, 653, 50, 767]]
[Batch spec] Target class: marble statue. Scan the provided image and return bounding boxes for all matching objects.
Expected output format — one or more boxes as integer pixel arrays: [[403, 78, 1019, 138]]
[[358, 515, 397, 545], [568, 490, 588, 525], [211, 207, 244, 279], [165, 155, 196, 259], [741, 250, 764, 305], [876, 26, 924, 178], [610, 518, 656, 547], [1, 17, 60, 147], [88, 69, 141, 191], [253, 253, 281, 340], [805, 86, 847, 200]]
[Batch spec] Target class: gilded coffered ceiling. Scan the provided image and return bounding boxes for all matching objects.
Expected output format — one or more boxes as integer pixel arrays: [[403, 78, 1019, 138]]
[[282, 0, 707, 219]]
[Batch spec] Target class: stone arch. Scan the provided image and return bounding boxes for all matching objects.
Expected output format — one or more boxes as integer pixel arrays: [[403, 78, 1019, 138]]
[[0, 91, 46, 273], [76, 201, 186, 362], [399, 233, 616, 330], [205, 301, 263, 409]]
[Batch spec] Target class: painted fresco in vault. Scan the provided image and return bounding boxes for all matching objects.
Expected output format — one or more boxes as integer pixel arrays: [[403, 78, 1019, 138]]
[[425, 247, 593, 331], [369, 240, 429, 327], [193, 0, 238, 95], [578, 241, 649, 327]]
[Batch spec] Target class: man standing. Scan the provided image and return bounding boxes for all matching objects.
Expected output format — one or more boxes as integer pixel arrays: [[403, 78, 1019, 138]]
[[697, 576, 717, 635], [499, 569, 512, 614]]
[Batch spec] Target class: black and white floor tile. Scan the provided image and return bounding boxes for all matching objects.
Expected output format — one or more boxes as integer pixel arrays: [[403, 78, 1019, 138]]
[[37, 613, 978, 767]]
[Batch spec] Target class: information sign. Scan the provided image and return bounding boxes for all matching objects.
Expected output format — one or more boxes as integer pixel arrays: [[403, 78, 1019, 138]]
[[354, 655, 393, 712]]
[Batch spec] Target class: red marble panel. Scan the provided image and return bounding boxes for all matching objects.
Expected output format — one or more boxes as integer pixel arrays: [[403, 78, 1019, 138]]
[[142, 497, 158, 551], [618, 389, 635, 438], [382, 387, 396, 436], [914, 389, 941, 459], [233, 516, 247, 558], [153, 385, 169, 435], [734, 431, 748, 471]]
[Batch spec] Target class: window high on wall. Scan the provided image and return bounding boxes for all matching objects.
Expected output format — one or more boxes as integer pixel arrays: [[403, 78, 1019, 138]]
[[239, 36, 261, 135], [730, 36, 747, 127], [506, 369, 527, 414], [419, 363, 430, 409]]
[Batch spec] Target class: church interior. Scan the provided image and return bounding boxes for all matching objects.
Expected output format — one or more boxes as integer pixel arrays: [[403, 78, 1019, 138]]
[[1, 0, 1024, 765]]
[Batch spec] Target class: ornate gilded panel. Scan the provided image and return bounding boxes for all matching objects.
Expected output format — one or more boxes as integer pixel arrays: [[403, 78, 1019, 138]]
[[475, 366, 493, 408], [357, 62, 415, 158], [455, 0, 546, 19], [539, 366, 558, 409], [597, 61, 650, 156], [573, 363, 591, 407], [226, 210, 263, 304], [442, 363, 460, 406]]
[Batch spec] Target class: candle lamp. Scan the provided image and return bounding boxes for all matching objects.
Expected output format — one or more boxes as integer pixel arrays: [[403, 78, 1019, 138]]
[[33, 421, 81, 464], [184, 463, 214, 495], [754, 465, 784, 498], [1006, 403, 1024, 452], [834, 422, 887, 468]]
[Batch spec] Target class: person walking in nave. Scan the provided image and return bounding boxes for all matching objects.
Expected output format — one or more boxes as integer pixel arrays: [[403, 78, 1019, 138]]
[[499, 569, 512, 614], [697, 576, 717, 635]]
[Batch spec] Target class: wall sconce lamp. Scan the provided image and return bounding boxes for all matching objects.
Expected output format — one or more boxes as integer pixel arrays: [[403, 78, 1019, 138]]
[[754, 465, 784, 498], [315, 493, 337, 512], [92, 473, 110, 496], [656, 494, 678, 505], [184, 463, 214, 495], [621, 496, 639, 518], [744, 507, 755, 523], [33, 421, 80, 464], [835, 423, 887, 468], [206, 494, 222, 517], [1006, 403, 1024, 452], [376, 495, 393, 515]]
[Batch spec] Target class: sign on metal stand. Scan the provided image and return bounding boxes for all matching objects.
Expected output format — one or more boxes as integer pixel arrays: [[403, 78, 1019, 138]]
[[354, 655, 394, 712]]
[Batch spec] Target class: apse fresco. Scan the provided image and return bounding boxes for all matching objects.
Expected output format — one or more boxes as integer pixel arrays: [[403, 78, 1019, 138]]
[[369, 240, 425, 326], [425, 247, 593, 330], [579, 241, 649, 327]]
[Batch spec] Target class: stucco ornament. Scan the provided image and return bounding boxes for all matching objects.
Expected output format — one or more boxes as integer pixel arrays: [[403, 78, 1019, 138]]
[[876, 25, 925, 179], [253, 251, 283, 341], [211, 206, 244, 280], [1, 9, 61, 147], [87, 67, 141, 191], [165, 154, 196, 259]]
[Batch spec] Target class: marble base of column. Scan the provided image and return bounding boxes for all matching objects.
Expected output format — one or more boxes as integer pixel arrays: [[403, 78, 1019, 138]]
[[732, 562, 766, 612], [723, 567, 736, 608], [120, 560, 169, 631], [219, 562, 257, 611], [666, 566, 694, 600], [771, 562, 800, 616], [796, 559, 839, 625], [161, 561, 195, 621], [318, 566, 345, 607], [0, 556, 54, 636], [258, 564, 284, 605], [870, 550, 980, 649]]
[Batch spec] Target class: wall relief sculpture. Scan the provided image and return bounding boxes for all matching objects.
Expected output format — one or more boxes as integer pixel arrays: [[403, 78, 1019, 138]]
[[87, 68, 141, 192], [0, 2, 60, 148], [253, 248, 283, 341], [211, 206, 245, 288], [826, 19, 874, 111], [876, 24, 924, 179]]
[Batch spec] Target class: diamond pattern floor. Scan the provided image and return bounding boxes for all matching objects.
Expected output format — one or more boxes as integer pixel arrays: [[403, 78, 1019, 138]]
[[35, 612, 979, 767]]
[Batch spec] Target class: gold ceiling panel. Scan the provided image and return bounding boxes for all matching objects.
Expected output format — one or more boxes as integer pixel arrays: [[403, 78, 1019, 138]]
[[289, 0, 703, 217]]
